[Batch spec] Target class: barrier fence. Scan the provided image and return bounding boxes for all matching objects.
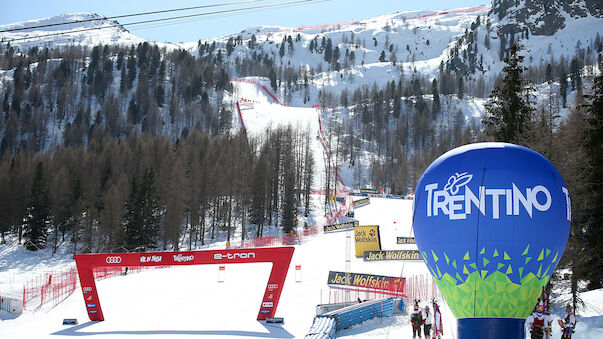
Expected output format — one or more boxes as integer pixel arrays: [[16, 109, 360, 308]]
[[21, 264, 156, 311], [325, 274, 439, 308], [22, 266, 78, 311], [404, 274, 441, 304], [325, 287, 402, 305]]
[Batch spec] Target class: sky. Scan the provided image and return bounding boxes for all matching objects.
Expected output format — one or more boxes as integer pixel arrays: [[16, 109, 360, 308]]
[[0, 0, 487, 43]]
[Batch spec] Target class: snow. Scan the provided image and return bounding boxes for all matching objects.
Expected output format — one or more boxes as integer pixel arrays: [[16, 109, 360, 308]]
[[4, 196, 599, 338], [0, 13, 175, 51], [229, 79, 326, 189], [1, 4, 603, 339]]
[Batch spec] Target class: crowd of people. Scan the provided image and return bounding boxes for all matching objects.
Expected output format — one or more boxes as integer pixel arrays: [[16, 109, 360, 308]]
[[407, 291, 577, 339], [410, 299, 443, 339], [526, 297, 577, 339]]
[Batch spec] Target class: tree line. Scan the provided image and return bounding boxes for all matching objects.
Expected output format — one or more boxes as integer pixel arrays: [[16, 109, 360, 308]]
[[0, 126, 314, 254], [0, 41, 230, 159], [482, 43, 603, 298]]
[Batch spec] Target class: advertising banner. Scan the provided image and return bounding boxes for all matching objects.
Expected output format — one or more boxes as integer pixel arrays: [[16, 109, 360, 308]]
[[327, 271, 405, 294], [324, 220, 359, 233], [397, 237, 416, 244], [360, 188, 380, 195], [363, 250, 421, 261], [353, 197, 370, 208], [354, 225, 381, 257]]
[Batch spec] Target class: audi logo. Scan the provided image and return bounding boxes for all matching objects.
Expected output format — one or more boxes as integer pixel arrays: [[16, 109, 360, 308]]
[[105, 256, 122, 264]]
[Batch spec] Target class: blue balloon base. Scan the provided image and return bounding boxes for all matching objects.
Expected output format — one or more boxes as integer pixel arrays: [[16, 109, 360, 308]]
[[457, 318, 525, 339]]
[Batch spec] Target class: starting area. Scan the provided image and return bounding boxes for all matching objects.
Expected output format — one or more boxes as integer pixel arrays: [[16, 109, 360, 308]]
[[74, 247, 294, 321]]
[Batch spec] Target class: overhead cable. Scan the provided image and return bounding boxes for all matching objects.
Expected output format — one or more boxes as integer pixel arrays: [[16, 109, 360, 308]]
[[2, 0, 327, 43], [0, 0, 266, 33]]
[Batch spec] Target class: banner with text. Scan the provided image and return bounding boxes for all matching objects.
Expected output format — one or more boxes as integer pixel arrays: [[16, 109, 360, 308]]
[[324, 220, 359, 233], [353, 197, 370, 208], [360, 188, 380, 195], [363, 250, 421, 261], [396, 237, 416, 244], [354, 225, 382, 257], [327, 271, 405, 294]]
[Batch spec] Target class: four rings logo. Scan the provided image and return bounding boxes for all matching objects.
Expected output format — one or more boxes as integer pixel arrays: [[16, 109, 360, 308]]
[[267, 284, 278, 291], [105, 256, 122, 264]]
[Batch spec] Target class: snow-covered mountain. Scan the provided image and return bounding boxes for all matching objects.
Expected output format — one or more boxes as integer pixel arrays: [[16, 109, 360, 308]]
[[2, 3, 601, 115], [491, 0, 602, 36], [0, 13, 148, 50]]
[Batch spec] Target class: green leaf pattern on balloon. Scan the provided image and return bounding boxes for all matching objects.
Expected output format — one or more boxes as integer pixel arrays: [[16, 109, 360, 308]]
[[425, 245, 557, 319]]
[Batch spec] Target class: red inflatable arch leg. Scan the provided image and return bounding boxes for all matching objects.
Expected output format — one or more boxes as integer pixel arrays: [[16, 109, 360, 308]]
[[74, 247, 294, 321]]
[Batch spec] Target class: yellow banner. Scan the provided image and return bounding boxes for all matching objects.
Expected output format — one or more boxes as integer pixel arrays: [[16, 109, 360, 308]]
[[353, 197, 370, 208], [363, 250, 421, 261], [323, 221, 359, 233], [396, 237, 416, 244], [354, 225, 381, 257]]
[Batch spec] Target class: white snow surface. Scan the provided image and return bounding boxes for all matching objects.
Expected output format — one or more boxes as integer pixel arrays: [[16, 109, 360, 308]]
[[0, 13, 155, 50], [0, 198, 425, 339], [1, 5, 603, 339], [1, 197, 602, 338]]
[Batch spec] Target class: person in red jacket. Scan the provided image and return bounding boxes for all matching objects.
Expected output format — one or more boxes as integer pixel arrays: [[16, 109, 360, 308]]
[[432, 300, 443, 339], [558, 304, 576, 339], [526, 303, 551, 339]]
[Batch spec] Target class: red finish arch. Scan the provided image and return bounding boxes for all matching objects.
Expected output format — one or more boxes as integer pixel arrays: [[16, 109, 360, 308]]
[[74, 247, 294, 321]]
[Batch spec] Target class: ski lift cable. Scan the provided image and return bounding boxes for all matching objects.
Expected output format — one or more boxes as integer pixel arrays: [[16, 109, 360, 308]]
[[2, 0, 329, 43], [120, 3, 325, 36], [73, 7, 287, 35], [0, 0, 267, 33]]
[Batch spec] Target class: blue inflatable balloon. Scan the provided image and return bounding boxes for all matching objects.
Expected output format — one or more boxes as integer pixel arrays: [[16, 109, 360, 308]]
[[412, 143, 571, 338]]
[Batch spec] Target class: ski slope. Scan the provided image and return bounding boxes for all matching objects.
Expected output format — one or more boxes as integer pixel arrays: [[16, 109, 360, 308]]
[[3, 196, 600, 338], [2, 73, 602, 339], [0, 197, 424, 339], [230, 78, 329, 190]]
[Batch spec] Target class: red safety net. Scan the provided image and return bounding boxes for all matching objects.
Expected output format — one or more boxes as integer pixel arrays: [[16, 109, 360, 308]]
[[404, 275, 441, 303], [21, 264, 155, 311], [22, 266, 78, 311]]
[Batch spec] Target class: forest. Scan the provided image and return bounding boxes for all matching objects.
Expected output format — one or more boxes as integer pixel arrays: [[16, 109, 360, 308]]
[[0, 20, 601, 294]]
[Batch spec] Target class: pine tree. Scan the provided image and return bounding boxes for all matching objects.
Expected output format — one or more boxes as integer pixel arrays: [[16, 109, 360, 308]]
[[582, 74, 603, 289], [123, 178, 142, 250], [23, 162, 50, 250], [483, 43, 534, 143], [431, 79, 441, 117], [324, 38, 333, 63], [303, 135, 314, 217], [123, 167, 160, 251], [457, 76, 464, 99], [570, 57, 582, 92], [281, 149, 296, 234], [560, 65, 568, 107], [250, 150, 268, 236]]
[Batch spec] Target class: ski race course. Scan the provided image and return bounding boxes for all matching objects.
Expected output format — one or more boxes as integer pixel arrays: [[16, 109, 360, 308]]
[[1, 79, 602, 339], [0, 197, 438, 339]]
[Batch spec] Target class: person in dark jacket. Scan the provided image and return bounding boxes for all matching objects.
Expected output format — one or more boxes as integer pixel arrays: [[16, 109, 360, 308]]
[[411, 302, 423, 338]]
